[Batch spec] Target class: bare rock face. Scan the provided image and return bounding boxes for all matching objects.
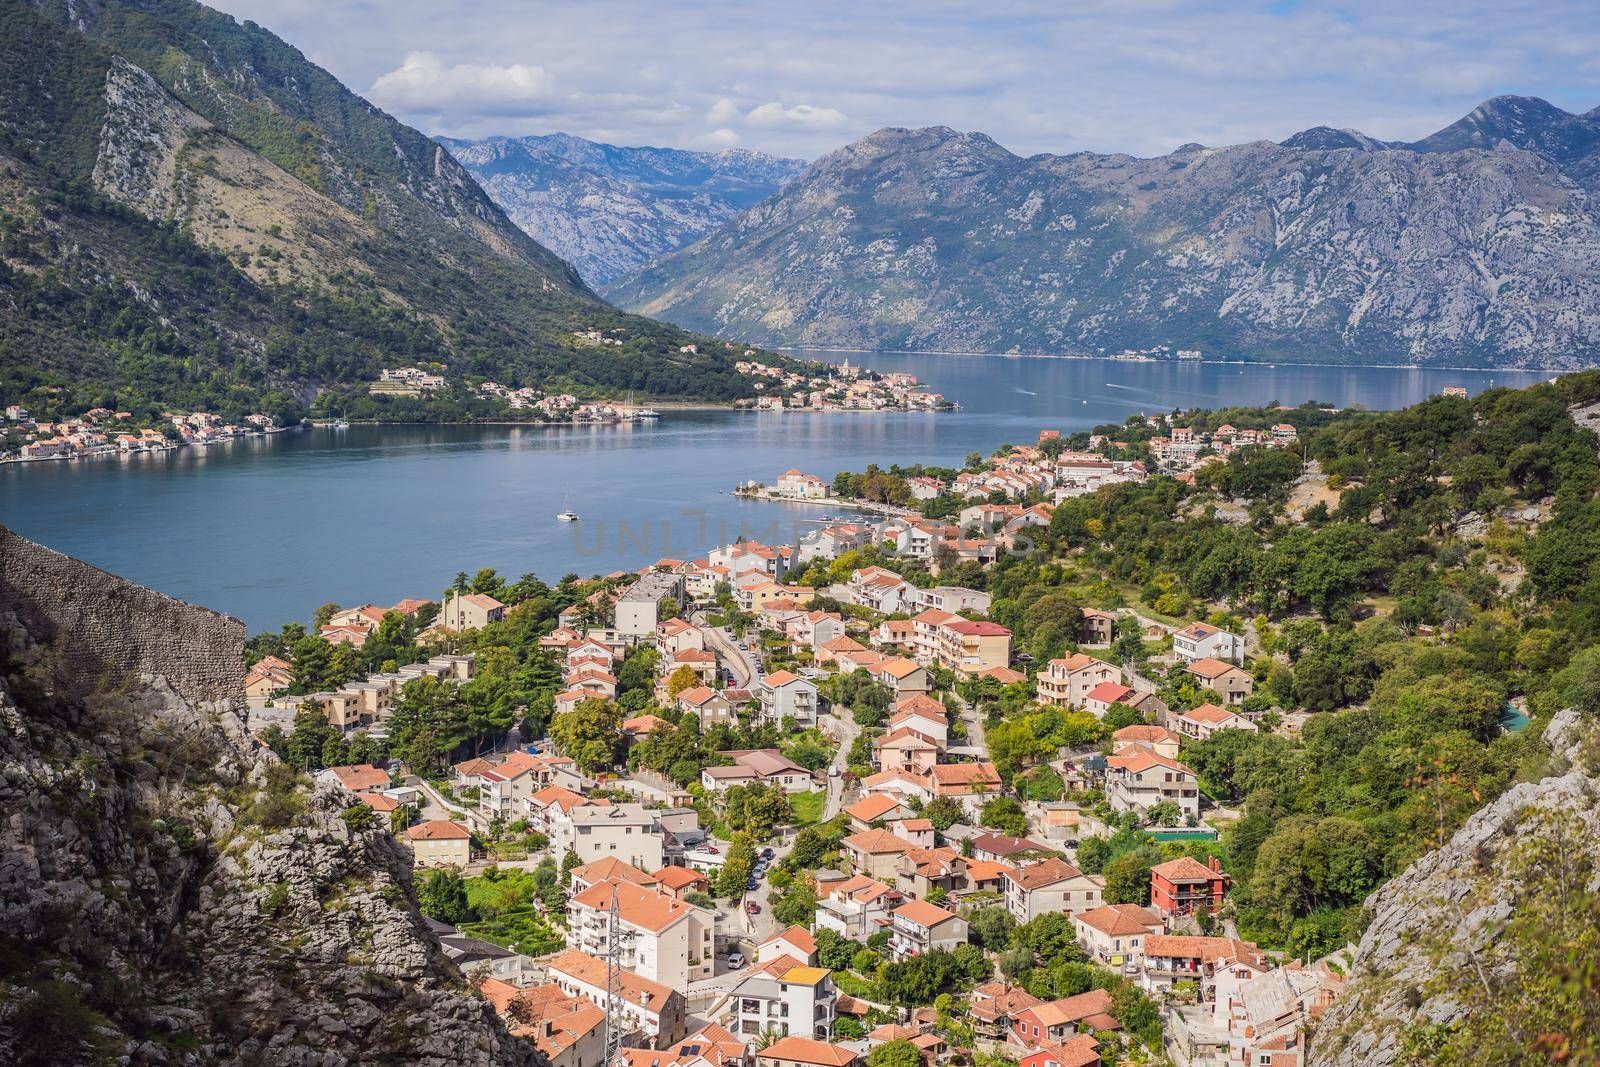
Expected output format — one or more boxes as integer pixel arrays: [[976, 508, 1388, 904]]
[[610, 99, 1600, 368], [1307, 708, 1600, 1066], [0, 527, 538, 1066], [441, 133, 806, 286]]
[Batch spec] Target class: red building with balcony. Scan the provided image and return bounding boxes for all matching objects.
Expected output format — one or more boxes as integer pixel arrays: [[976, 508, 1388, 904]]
[[1149, 855, 1228, 916]]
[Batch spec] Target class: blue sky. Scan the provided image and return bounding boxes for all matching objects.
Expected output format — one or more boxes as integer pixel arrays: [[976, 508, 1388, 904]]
[[214, 0, 1600, 159]]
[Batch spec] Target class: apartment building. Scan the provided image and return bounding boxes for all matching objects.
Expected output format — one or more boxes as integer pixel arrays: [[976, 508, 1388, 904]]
[[1104, 745, 1201, 822], [567, 879, 715, 987], [756, 671, 819, 725], [546, 949, 688, 1047], [556, 803, 664, 870]]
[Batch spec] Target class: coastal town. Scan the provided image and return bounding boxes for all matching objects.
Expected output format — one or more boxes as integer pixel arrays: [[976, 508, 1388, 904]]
[[1, 404, 288, 463], [241, 414, 1345, 1067], [0, 350, 951, 464]]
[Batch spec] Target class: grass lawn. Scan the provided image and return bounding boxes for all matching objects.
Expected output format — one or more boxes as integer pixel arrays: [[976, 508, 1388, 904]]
[[789, 790, 827, 827]]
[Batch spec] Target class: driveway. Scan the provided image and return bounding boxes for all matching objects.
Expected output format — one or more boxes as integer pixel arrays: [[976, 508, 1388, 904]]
[[412, 776, 472, 821]]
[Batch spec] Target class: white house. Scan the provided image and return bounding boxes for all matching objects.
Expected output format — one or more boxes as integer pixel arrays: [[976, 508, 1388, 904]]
[[757, 670, 819, 725], [1172, 622, 1244, 664]]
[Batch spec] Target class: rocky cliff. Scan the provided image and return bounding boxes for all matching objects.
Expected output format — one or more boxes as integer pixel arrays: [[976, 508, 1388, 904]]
[[1309, 707, 1600, 1065], [608, 97, 1600, 369], [0, 526, 537, 1066], [441, 133, 805, 286]]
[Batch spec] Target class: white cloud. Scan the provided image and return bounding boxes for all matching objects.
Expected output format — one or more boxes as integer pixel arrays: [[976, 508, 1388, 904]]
[[369, 52, 553, 113], [215, 0, 1600, 159], [744, 102, 850, 129], [706, 97, 743, 126], [695, 127, 743, 149]]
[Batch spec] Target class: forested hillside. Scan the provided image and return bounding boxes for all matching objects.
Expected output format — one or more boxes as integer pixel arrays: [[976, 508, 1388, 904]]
[[0, 0, 767, 419]]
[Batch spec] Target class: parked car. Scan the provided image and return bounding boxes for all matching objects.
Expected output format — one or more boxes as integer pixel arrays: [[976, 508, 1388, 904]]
[[726, 953, 745, 969], [703, 843, 720, 854], [745, 901, 761, 915], [760, 848, 775, 861]]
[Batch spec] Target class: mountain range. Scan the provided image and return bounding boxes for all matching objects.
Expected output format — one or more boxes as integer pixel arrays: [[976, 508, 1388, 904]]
[[439, 133, 805, 286], [607, 96, 1600, 368], [0, 0, 766, 417]]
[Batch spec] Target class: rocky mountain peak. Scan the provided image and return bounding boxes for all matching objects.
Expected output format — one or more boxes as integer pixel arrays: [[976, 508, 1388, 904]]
[[610, 107, 1600, 367], [1280, 125, 1389, 151], [1413, 93, 1599, 159], [441, 130, 804, 285]]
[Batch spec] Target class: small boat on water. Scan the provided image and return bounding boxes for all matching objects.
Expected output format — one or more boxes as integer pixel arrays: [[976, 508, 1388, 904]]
[[557, 488, 580, 522]]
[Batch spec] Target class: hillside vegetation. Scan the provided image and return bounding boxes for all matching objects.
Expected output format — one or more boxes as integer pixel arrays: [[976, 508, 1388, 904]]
[[0, 0, 768, 419]]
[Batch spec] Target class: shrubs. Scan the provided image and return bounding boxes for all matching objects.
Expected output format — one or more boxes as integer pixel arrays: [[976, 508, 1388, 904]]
[[242, 763, 306, 829]]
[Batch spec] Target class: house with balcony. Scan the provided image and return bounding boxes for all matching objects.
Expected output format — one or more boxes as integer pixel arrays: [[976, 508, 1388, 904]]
[[815, 875, 902, 939], [1185, 658, 1254, 705], [841, 829, 917, 881], [729, 962, 837, 1040], [1073, 904, 1163, 973], [566, 879, 715, 988], [1140, 936, 1265, 999], [874, 728, 940, 776], [1037, 654, 1122, 709], [888, 899, 968, 960], [757, 670, 819, 726], [970, 982, 1043, 1042], [1150, 856, 1230, 917], [1103, 745, 1201, 822]]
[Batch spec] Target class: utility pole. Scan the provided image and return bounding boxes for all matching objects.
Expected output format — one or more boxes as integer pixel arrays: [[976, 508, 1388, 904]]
[[601, 884, 627, 1067]]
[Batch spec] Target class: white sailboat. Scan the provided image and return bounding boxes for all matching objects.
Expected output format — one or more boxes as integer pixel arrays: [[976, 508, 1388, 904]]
[[557, 488, 580, 522]]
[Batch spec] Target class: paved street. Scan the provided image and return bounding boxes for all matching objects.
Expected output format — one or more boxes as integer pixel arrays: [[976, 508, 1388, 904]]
[[697, 612, 761, 688], [820, 711, 860, 820]]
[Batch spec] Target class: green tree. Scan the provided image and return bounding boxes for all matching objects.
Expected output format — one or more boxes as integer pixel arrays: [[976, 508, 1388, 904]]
[[979, 797, 1030, 836], [418, 869, 474, 925], [1103, 851, 1156, 906], [549, 698, 624, 771], [717, 833, 758, 899]]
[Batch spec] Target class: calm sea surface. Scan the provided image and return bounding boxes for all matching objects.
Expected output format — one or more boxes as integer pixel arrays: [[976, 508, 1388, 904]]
[[1, 353, 1544, 631]]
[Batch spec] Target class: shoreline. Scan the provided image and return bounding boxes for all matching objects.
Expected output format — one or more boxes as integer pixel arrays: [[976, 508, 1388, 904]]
[[730, 489, 918, 518], [777, 345, 1564, 376], [1, 423, 304, 466]]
